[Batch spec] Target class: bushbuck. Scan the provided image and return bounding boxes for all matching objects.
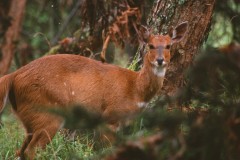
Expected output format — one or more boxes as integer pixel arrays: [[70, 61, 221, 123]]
[[0, 22, 188, 159]]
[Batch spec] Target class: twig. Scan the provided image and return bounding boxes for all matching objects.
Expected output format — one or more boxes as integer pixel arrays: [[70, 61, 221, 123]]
[[51, 0, 83, 45], [100, 7, 140, 63], [33, 32, 51, 49], [100, 35, 111, 63], [169, 133, 186, 160]]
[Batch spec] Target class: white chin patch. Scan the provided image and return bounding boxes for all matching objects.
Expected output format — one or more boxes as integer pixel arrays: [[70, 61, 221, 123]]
[[153, 67, 166, 77]]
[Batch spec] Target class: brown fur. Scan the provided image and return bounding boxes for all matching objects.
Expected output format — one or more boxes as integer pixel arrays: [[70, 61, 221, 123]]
[[0, 22, 188, 159]]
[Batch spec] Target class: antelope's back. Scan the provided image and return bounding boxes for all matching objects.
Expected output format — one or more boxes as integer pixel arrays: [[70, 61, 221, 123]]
[[10, 54, 137, 112]]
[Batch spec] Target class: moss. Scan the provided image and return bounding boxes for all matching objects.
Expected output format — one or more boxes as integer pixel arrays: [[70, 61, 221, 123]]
[[147, 0, 177, 34], [46, 45, 60, 55], [160, 1, 176, 34]]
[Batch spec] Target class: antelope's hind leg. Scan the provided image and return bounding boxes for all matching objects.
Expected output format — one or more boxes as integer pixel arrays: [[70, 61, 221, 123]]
[[17, 110, 62, 160], [16, 133, 33, 159]]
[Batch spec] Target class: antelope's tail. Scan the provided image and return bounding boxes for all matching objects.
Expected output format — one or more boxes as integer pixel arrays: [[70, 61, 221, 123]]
[[0, 74, 14, 114]]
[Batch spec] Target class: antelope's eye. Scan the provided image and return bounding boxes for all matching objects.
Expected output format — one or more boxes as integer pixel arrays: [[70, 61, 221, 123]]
[[149, 44, 155, 49], [166, 45, 171, 50]]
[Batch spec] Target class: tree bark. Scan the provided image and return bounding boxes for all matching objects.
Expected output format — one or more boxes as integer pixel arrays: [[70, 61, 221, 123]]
[[0, 0, 26, 76], [149, 0, 216, 95]]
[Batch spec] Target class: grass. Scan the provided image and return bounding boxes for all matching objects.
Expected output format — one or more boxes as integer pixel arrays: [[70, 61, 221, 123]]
[[35, 133, 94, 160], [0, 109, 113, 160], [0, 112, 24, 159]]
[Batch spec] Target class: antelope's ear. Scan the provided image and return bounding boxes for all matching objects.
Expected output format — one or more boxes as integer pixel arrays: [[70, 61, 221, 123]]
[[170, 21, 188, 44], [139, 25, 151, 43]]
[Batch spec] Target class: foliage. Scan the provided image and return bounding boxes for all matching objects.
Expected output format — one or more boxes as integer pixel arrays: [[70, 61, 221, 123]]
[[207, 0, 240, 47], [215, 0, 240, 42]]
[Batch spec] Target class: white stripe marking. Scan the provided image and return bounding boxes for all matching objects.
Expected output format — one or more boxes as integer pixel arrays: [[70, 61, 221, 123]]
[[1, 94, 8, 113], [137, 102, 148, 108]]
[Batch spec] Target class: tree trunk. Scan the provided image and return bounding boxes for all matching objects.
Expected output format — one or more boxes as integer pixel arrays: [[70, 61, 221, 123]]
[[149, 0, 216, 95], [0, 0, 26, 76]]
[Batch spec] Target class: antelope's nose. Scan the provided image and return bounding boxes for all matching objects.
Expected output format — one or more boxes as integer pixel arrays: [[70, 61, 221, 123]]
[[156, 58, 164, 65]]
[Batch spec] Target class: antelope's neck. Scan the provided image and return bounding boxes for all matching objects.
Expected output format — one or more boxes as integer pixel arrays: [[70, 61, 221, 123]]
[[136, 62, 165, 102]]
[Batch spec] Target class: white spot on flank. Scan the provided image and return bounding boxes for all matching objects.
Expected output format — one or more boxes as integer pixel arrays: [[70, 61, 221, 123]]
[[64, 82, 67, 86], [172, 29, 177, 39], [72, 91, 75, 95], [153, 67, 166, 77], [3, 94, 8, 106], [137, 102, 148, 108]]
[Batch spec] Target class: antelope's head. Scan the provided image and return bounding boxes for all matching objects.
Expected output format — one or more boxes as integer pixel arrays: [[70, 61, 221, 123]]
[[140, 22, 188, 77]]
